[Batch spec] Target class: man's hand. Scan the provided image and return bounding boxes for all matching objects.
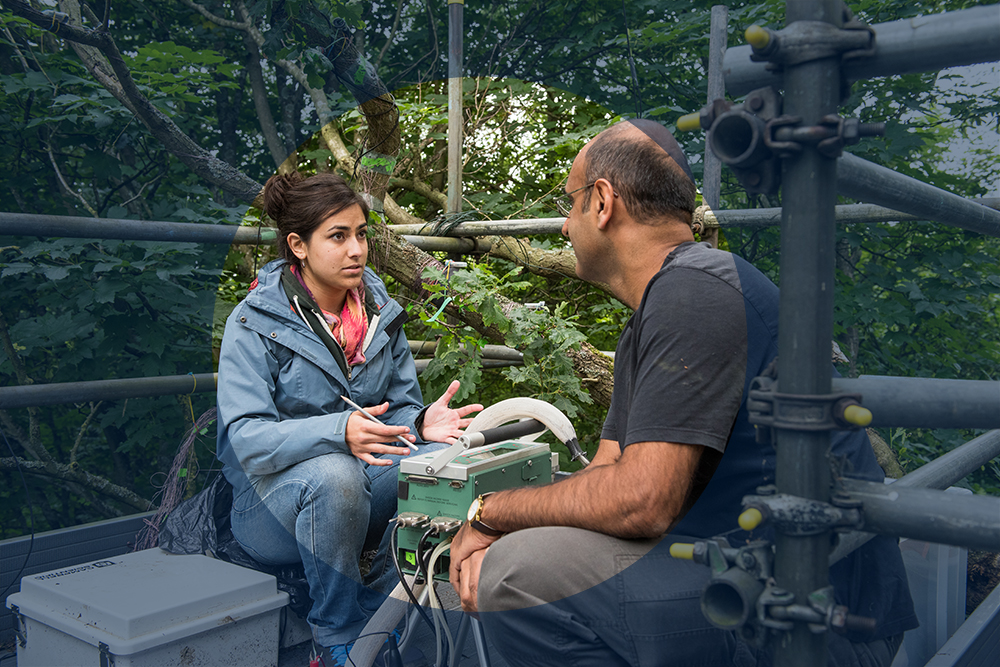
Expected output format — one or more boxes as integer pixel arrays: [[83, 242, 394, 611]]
[[345, 402, 415, 466], [449, 522, 501, 612], [420, 380, 483, 443]]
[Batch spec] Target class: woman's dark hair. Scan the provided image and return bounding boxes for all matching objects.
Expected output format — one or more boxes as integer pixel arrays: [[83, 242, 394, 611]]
[[262, 172, 370, 265]]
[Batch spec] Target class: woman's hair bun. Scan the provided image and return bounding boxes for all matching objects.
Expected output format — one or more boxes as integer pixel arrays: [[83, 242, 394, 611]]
[[262, 172, 304, 222]]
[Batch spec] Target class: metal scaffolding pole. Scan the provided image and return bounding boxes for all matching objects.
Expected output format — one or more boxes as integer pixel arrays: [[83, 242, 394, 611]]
[[7, 198, 997, 249], [399, 234, 490, 253], [388, 219, 565, 236], [724, 4, 1000, 97], [0, 374, 217, 409], [838, 479, 1000, 551], [413, 358, 517, 373], [1, 340, 602, 409], [771, 1, 842, 663], [0, 212, 265, 244], [410, 341, 525, 361], [831, 429, 1000, 564], [837, 153, 1000, 237], [705, 199, 1000, 229], [832, 376, 1000, 429], [391, 195, 1000, 238], [893, 429, 1000, 492], [447, 0, 464, 214], [701, 5, 728, 248]]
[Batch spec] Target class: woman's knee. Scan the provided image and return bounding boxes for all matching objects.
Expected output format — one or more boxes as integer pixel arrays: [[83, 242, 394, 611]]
[[293, 453, 368, 506]]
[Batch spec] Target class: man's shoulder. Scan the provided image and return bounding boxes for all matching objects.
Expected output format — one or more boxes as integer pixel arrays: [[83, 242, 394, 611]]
[[643, 243, 744, 307], [654, 242, 777, 302], [658, 242, 740, 286]]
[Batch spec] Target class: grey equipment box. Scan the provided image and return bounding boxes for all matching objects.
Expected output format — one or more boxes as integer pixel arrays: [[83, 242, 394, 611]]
[[6, 548, 288, 666]]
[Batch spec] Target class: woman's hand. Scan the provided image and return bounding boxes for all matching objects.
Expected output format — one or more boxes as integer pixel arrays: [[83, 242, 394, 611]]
[[345, 402, 416, 466], [420, 380, 484, 443]]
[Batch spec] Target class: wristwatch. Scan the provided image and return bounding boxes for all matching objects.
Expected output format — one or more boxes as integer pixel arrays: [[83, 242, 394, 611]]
[[467, 493, 504, 537]]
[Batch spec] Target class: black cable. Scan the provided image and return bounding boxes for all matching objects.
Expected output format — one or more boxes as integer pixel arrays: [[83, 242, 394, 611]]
[[415, 526, 436, 584], [0, 425, 35, 602], [391, 522, 436, 633]]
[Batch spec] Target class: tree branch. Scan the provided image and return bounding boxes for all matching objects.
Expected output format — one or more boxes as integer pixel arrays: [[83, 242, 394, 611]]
[[176, 0, 249, 30], [0, 410, 52, 463], [487, 236, 617, 295], [388, 176, 447, 207], [0, 456, 153, 512], [375, 0, 406, 69], [46, 141, 100, 216], [69, 401, 102, 468], [8, 0, 265, 204], [232, 2, 289, 168]]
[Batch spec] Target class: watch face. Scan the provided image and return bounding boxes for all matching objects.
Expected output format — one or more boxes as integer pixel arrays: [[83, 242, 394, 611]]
[[467, 498, 479, 521]]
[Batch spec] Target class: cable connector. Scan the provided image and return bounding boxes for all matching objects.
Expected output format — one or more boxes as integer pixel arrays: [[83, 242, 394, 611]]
[[396, 512, 430, 528], [429, 516, 463, 535]]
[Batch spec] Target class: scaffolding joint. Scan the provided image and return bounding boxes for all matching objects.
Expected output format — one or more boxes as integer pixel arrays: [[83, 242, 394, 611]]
[[697, 87, 783, 195], [747, 8, 875, 71], [767, 115, 885, 159], [747, 370, 869, 443], [765, 585, 876, 636], [676, 531, 876, 647], [742, 492, 862, 536]]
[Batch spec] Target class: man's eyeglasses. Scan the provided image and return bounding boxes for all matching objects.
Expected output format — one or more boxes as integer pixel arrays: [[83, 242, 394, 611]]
[[555, 183, 596, 217], [556, 182, 620, 217]]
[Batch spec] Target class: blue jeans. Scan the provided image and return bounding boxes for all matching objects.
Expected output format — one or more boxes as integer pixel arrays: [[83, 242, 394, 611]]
[[230, 444, 446, 646]]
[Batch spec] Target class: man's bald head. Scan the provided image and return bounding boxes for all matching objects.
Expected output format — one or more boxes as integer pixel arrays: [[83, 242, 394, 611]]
[[581, 119, 696, 226]]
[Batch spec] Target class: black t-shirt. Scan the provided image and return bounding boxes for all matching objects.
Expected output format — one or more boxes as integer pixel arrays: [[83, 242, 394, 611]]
[[602, 242, 918, 642]]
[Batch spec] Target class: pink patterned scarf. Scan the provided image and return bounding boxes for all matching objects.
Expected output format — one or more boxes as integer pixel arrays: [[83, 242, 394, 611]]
[[290, 265, 369, 366]]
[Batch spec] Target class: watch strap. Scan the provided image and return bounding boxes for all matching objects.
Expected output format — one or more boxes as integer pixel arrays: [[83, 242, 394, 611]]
[[469, 518, 504, 537], [468, 493, 503, 537]]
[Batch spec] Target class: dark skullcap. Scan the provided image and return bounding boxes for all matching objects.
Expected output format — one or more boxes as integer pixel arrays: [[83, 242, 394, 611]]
[[624, 118, 695, 185]]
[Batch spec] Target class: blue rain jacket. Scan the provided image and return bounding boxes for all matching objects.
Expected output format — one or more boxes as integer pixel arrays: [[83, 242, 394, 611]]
[[216, 259, 424, 499]]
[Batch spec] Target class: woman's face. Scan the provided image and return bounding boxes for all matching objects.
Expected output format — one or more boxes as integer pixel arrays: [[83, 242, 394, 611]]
[[288, 204, 368, 304]]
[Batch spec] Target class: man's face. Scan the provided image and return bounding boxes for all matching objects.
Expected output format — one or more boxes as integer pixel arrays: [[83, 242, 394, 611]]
[[561, 147, 599, 281]]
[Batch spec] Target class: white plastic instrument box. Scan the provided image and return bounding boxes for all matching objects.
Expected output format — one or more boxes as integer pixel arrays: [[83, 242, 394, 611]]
[[5, 548, 288, 666]]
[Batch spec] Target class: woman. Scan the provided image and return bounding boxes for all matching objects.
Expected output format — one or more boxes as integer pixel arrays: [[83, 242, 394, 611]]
[[216, 172, 480, 657]]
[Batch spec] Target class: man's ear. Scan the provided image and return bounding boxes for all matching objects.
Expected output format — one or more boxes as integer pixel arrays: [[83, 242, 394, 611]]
[[593, 178, 615, 229]]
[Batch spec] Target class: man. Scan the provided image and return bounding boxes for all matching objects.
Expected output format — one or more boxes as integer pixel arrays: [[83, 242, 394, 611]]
[[448, 119, 916, 666]]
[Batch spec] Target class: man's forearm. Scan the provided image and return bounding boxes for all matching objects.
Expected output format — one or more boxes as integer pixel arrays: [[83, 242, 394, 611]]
[[478, 440, 703, 539]]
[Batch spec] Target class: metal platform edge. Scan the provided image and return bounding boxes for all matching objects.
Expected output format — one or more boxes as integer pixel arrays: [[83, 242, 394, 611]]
[[924, 582, 1000, 667]]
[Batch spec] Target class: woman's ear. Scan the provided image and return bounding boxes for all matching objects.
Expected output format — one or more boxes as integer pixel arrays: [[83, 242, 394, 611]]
[[287, 232, 307, 260]]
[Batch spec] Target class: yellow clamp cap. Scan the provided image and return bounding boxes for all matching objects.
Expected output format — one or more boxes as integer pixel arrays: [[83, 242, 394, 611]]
[[669, 543, 696, 560], [677, 113, 702, 132], [739, 508, 764, 531], [745, 25, 771, 50], [843, 404, 873, 427]]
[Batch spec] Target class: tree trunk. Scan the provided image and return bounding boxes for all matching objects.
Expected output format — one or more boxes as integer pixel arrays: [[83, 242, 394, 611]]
[[487, 236, 615, 296]]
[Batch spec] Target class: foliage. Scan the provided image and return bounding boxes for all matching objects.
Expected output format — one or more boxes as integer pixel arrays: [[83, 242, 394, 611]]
[[0, 0, 996, 542], [0, 237, 221, 535]]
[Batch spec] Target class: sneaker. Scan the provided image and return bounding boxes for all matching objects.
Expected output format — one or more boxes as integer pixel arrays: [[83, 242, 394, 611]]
[[317, 640, 355, 667], [320, 631, 421, 667]]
